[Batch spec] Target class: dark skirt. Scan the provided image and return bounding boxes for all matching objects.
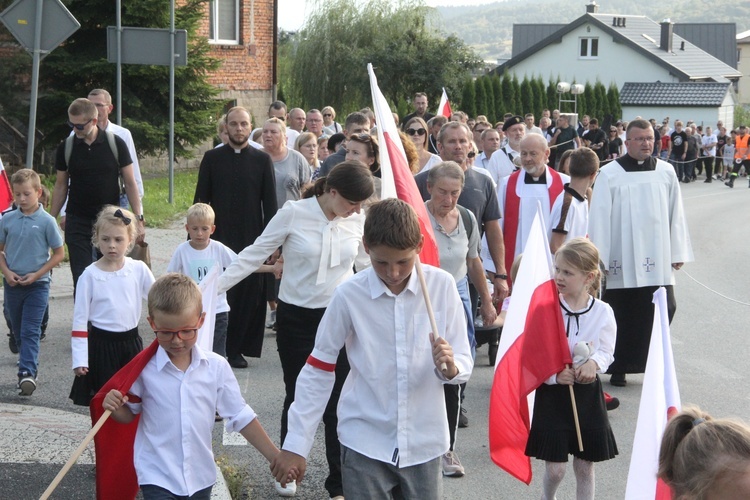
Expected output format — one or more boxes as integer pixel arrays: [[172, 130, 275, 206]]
[[69, 325, 142, 406], [603, 285, 676, 374], [525, 376, 618, 463]]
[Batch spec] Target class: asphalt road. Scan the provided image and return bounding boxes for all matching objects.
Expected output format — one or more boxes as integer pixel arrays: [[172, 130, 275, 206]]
[[1, 177, 749, 499]]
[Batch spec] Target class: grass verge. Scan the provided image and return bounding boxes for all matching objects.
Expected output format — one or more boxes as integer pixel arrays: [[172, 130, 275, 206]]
[[215, 455, 247, 499], [142, 169, 199, 227]]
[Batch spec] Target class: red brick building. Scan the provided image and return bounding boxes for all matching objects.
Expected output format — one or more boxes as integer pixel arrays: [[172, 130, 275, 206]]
[[198, 0, 277, 121]]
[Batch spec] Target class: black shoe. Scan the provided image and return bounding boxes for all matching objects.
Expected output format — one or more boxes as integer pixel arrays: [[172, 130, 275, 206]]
[[8, 334, 18, 354], [604, 392, 620, 411], [704, 179, 712, 183], [458, 407, 469, 428], [228, 354, 248, 368], [610, 373, 627, 387]]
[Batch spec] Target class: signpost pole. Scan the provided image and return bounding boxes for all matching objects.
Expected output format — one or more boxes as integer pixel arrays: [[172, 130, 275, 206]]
[[116, 0, 122, 124], [25, 0, 43, 168], [168, 0, 175, 203]]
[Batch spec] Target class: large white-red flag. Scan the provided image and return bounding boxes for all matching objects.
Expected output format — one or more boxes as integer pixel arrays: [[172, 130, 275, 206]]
[[0, 157, 13, 212], [367, 63, 439, 266], [625, 287, 681, 500], [437, 87, 452, 118], [489, 207, 571, 484]]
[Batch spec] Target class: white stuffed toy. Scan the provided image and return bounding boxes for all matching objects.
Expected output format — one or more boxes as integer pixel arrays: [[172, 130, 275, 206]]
[[572, 341, 594, 369]]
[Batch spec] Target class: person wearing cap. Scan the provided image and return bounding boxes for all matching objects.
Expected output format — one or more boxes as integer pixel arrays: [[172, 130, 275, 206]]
[[485, 115, 526, 185]]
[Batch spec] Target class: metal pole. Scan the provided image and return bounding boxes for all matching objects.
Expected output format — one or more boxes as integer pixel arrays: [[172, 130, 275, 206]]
[[116, 0, 122, 124], [169, 0, 175, 203], [25, 0, 44, 168]]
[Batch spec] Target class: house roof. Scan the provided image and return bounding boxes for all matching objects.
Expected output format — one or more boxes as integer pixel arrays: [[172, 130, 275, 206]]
[[619, 82, 730, 107], [495, 13, 741, 82], [511, 24, 566, 57], [673, 23, 737, 69], [738, 29, 750, 43]]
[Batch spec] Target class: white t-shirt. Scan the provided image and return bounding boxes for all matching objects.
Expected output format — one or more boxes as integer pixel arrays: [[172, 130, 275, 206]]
[[548, 185, 589, 242], [167, 239, 237, 313]]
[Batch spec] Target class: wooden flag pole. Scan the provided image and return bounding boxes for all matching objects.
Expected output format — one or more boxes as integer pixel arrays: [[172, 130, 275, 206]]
[[415, 258, 448, 374], [567, 365, 584, 452], [39, 409, 112, 500]]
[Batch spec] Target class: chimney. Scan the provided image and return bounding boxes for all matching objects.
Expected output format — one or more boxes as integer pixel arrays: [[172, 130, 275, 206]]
[[586, 1, 598, 14], [660, 19, 673, 52]]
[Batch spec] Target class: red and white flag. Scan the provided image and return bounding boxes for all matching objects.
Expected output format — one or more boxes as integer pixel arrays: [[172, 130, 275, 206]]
[[367, 63, 439, 266], [437, 87, 452, 118], [0, 157, 14, 213], [488, 207, 571, 484], [625, 287, 681, 500]]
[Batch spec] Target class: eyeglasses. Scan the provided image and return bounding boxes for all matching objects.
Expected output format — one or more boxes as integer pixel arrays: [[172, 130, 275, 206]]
[[323, 113, 332, 117], [153, 318, 202, 342], [468, 151, 476, 158], [627, 137, 655, 143], [67, 118, 94, 130], [406, 128, 426, 136]]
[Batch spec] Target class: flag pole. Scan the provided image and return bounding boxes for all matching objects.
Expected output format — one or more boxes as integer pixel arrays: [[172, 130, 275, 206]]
[[567, 366, 584, 452], [415, 258, 448, 374], [40, 409, 113, 499]]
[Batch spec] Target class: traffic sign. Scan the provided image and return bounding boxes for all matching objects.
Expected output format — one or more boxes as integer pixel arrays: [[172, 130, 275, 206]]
[[0, 0, 79, 54]]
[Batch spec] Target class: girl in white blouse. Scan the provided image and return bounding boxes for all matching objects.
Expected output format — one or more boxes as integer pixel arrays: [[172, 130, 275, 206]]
[[217, 161, 374, 499]]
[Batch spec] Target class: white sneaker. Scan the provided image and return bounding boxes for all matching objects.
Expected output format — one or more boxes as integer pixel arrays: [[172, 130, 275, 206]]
[[266, 310, 277, 328], [18, 375, 36, 396], [274, 479, 296, 497], [442, 451, 465, 477]]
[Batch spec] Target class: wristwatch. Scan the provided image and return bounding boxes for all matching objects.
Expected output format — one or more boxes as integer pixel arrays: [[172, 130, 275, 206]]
[[494, 274, 508, 280], [136, 214, 144, 221]]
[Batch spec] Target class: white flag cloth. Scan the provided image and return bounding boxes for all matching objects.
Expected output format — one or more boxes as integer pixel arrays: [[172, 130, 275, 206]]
[[625, 286, 681, 500], [197, 265, 219, 352], [437, 87, 452, 118]]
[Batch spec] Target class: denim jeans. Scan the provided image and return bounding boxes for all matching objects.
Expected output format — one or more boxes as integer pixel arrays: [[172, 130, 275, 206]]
[[4, 280, 50, 378]]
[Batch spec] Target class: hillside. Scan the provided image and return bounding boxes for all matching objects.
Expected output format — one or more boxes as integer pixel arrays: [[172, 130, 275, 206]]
[[434, 0, 750, 61]]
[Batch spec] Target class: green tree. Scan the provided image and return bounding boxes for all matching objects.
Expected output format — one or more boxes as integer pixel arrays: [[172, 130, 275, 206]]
[[461, 78, 477, 118], [288, 0, 480, 116], [511, 74, 522, 115], [474, 77, 487, 119], [501, 72, 514, 118], [491, 75, 503, 124], [482, 77, 495, 124], [533, 76, 546, 119], [546, 78, 558, 113], [595, 81, 609, 119], [22, 0, 223, 158], [607, 83, 622, 121], [520, 77, 534, 116]]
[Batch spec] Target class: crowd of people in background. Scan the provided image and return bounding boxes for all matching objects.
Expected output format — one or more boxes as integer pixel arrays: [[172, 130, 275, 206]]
[[5, 86, 749, 500]]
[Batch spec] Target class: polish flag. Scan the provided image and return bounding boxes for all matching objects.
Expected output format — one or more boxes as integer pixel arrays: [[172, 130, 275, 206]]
[[625, 287, 681, 500], [90, 340, 159, 499], [367, 63, 439, 266], [488, 207, 571, 484], [0, 157, 13, 212], [437, 88, 452, 118]]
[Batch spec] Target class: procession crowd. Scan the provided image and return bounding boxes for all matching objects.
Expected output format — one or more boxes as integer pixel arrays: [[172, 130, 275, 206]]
[[2, 88, 749, 499]]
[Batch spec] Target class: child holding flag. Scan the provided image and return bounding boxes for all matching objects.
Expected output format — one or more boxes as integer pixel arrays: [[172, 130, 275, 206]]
[[525, 238, 618, 499], [103, 273, 288, 499]]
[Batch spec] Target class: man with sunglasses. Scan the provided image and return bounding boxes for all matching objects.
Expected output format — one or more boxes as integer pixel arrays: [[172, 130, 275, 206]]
[[402, 92, 434, 130], [51, 98, 144, 295]]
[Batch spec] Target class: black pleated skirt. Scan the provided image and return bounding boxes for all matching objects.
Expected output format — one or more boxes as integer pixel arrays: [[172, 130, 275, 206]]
[[525, 376, 618, 463], [69, 325, 142, 406]]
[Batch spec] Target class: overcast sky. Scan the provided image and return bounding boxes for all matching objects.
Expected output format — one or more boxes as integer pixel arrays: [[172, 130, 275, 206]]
[[278, 0, 502, 30]]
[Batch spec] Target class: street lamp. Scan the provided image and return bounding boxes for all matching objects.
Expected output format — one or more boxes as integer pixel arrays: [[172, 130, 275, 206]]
[[557, 81, 585, 113]]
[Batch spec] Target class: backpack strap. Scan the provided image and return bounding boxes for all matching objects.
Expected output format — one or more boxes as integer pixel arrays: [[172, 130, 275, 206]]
[[456, 204, 474, 241], [64, 131, 119, 167], [64, 135, 74, 167]]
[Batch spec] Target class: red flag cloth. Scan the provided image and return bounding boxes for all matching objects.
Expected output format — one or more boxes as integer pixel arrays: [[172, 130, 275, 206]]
[[489, 279, 572, 484], [438, 88, 452, 118], [90, 339, 159, 500], [0, 158, 13, 213], [502, 168, 564, 289], [368, 64, 439, 267]]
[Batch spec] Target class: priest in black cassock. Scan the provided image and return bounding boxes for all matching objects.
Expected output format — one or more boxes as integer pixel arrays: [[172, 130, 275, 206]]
[[194, 106, 278, 368], [589, 119, 693, 387]]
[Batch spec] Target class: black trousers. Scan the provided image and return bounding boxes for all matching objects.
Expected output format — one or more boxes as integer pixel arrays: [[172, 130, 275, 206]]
[[276, 300, 349, 498], [444, 384, 462, 451], [64, 214, 99, 297], [696, 155, 714, 178]]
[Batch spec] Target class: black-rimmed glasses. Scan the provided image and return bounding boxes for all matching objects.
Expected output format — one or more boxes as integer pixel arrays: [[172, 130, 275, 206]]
[[67, 118, 94, 130]]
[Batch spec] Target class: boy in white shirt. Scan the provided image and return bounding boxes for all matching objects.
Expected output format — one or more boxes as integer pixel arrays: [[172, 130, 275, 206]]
[[548, 147, 598, 254], [103, 274, 290, 498], [271, 199, 473, 499], [167, 203, 236, 357]]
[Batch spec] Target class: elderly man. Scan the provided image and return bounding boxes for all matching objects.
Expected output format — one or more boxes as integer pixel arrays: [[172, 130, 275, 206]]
[[305, 109, 325, 138], [589, 119, 692, 386], [287, 108, 306, 133], [486, 115, 525, 184], [475, 128, 501, 170], [194, 106, 278, 368], [427, 115, 448, 155], [51, 98, 144, 295], [492, 134, 569, 281]]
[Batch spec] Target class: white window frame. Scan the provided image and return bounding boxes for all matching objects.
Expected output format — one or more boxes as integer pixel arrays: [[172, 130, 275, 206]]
[[579, 37, 599, 59], [208, 0, 240, 45]]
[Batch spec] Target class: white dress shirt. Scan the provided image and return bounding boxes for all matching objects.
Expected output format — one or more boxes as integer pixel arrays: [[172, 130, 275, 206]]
[[126, 344, 257, 496], [282, 265, 473, 467], [217, 196, 368, 308]]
